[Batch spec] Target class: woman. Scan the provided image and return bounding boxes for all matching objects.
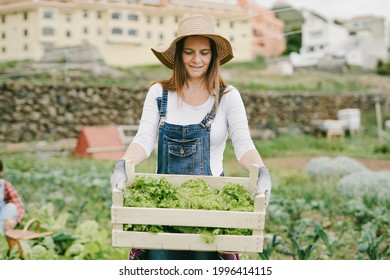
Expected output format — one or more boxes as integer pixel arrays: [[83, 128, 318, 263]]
[[110, 14, 271, 260]]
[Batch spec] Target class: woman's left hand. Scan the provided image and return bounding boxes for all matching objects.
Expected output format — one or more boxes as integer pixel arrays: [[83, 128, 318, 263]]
[[255, 167, 272, 209]]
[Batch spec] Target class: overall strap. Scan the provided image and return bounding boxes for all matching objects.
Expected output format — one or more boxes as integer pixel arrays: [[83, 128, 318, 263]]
[[200, 89, 224, 128], [156, 88, 168, 126]]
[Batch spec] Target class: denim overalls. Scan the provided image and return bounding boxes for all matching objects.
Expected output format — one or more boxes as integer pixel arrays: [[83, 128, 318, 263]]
[[150, 88, 220, 259], [156, 88, 215, 176]]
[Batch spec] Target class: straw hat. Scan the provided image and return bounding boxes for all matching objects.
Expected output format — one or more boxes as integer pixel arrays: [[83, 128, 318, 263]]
[[151, 14, 234, 69]]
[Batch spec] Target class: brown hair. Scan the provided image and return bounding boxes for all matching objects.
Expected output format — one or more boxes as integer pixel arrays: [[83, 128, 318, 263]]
[[154, 36, 228, 107]]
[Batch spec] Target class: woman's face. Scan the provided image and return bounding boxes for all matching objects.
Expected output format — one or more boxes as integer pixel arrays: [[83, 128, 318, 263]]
[[182, 36, 212, 80]]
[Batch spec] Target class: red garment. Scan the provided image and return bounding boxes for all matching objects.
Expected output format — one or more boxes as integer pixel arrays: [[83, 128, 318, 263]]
[[128, 249, 239, 260], [3, 180, 25, 223]]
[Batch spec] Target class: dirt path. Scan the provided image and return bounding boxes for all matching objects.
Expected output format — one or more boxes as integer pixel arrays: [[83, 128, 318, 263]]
[[265, 156, 390, 171]]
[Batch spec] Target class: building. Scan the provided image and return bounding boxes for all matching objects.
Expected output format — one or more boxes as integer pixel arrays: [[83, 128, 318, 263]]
[[0, 0, 283, 67], [338, 15, 390, 63], [238, 0, 285, 58], [0, 0, 286, 67], [289, 9, 388, 70], [289, 9, 350, 68], [338, 15, 387, 40]]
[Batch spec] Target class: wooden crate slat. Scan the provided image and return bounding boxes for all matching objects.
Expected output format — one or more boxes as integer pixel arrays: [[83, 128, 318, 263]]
[[112, 206, 265, 229], [112, 231, 263, 253]]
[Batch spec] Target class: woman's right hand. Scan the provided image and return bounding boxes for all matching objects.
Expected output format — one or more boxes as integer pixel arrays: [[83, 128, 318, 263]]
[[110, 160, 127, 190]]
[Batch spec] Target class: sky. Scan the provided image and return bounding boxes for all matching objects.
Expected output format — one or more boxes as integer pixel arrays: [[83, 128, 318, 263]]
[[254, 0, 390, 21]]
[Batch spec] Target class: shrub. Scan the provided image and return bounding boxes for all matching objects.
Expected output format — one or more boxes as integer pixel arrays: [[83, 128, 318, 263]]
[[337, 170, 390, 202], [304, 156, 368, 179], [376, 60, 390, 76]]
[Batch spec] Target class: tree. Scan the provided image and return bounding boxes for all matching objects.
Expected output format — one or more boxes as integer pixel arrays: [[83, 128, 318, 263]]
[[283, 26, 302, 55]]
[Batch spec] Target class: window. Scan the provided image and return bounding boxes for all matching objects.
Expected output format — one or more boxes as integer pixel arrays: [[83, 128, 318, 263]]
[[66, 30, 71, 37], [159, 33, 164, 40], [174, 16, 179, 23], [23, 12, 28, 21], [128, 29, 138, 36], [230, 21, 234, 28], [97, 27, 102, 35], [83, 10, 88, 18], [97, 11, 102, 19], [83, 27, 88, 34], [24, 44, 28, 51], [146, 16, 151, 23], [2, 32, 5, 39], [112, 12, 121, 20], [42, 43, 53, 51], [42, 27, 55, 36], [65, 14, 72, 22], [112, 28, 122, 35], [24, 29, 28, 36], [159, 17, 164, 24], [128, 14, 138, 21], [43, 11, 54, 19], [146, 31, 151, 39], [2, 47, 5, 53], [1, 15, 5, 24]]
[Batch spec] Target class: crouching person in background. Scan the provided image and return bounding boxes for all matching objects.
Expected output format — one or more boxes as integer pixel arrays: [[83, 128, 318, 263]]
[[0, 159, 25, 235]]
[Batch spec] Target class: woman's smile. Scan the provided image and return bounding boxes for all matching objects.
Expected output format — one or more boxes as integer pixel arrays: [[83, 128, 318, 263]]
[[182, 36, 211, 79]]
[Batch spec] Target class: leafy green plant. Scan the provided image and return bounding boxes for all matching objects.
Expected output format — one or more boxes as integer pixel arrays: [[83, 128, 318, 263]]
[[287, 235, 317, 260], [357, 223, 390, 260], [1, 232, 22, 260], [259, 233, 284, 260]]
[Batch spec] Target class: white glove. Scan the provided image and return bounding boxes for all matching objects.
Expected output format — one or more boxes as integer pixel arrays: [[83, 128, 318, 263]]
[[110, 160, 127, 190], [255, 167, 272, 208]]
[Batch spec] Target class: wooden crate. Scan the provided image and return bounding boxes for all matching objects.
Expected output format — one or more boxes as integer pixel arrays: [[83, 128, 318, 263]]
[[111, 160, 265, 253]]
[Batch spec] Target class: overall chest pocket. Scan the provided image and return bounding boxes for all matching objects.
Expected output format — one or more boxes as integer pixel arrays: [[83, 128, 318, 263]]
[[163, 136, 203, 175]]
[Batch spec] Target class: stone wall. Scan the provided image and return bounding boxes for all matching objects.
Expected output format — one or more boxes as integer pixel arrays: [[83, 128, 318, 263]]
[[1, 80, 389, 143]]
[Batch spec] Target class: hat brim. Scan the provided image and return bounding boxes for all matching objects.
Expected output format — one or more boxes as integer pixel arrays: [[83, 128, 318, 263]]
[[152, 34, 234, 70]]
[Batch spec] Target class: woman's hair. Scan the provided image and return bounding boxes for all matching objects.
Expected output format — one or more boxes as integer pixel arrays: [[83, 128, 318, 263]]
[[155, 36, 228, 106], [0, 160, 3, 172]]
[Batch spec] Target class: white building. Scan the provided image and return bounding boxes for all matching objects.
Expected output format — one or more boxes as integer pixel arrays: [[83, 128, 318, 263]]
[[0, 0, 253, 67], [290, 9, 388, 70], [290, 9, 350, 68], [345, 32, 388, 70]]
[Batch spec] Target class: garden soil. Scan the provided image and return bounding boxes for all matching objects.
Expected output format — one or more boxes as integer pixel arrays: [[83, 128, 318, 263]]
[[1, 139, 389, 171]]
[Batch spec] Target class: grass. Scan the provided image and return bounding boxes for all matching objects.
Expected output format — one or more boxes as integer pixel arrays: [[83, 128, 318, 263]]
[[2, 59, 390, 94]]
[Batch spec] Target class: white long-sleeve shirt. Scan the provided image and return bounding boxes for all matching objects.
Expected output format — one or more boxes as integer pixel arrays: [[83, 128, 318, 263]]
[[132, 83, 256, 176]]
